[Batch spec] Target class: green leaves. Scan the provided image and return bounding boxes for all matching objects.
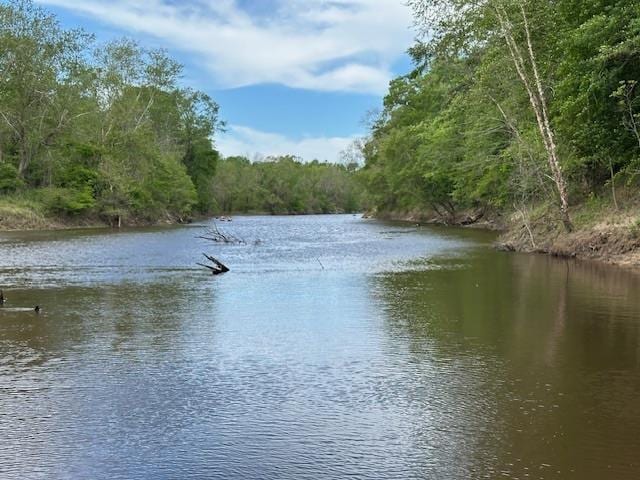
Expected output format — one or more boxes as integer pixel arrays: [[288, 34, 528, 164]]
[[210, 156, 363, 215], [37, 186, 96, 215], [0, 163, 22, 193], [363, 0, 640, 218], [0, 1, 224, 225]]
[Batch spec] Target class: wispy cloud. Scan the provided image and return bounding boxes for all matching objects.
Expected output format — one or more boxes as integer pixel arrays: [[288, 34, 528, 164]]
[[216, 124, 357, 162], [36, 0, 413, 94]]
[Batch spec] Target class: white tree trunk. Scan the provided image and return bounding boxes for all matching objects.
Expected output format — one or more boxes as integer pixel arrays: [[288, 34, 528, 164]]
[[495, 2, 573, 231]]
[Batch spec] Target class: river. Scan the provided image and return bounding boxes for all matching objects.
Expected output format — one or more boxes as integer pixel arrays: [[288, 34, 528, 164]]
[[1, 214, 639, 479]]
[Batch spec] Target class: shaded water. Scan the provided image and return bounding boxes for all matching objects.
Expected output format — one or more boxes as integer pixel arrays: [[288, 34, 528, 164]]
[[1, 215, 639, 479]]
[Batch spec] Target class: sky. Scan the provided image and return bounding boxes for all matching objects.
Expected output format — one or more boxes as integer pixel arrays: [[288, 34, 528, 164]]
[[34, 0, 416, 162]]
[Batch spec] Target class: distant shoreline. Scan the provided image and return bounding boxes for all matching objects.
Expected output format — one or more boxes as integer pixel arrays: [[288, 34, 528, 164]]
[[0, 210, 362, 233], [5, 204, 636, 271]]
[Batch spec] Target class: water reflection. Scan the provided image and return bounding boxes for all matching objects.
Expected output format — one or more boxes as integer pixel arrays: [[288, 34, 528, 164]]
[[0, 216, 639, 479], [374, 250, 640, 479]]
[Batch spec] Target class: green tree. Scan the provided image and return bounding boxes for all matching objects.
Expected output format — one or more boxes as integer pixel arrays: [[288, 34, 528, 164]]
[[0, 0, 92, 179]]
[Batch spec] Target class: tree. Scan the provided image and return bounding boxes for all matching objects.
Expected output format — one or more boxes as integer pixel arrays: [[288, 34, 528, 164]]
[[0, 1, 225, 225], [409, 0, 573, 229], [0, 0, 92, 179]]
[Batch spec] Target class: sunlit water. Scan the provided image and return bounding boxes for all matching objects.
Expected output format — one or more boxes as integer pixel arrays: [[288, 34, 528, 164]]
[[1, 215, 639, 479]]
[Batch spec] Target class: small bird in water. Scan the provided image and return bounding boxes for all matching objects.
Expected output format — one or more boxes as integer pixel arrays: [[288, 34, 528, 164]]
[[34, 306, 40, 313], [0, 289, 5, 305]]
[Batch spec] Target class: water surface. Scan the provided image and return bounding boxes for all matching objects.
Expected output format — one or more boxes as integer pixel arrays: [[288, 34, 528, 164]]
[[1, 215, 639, 479]]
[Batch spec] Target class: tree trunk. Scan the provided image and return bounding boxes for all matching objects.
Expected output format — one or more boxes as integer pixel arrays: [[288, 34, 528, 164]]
[[519, 4, 572, 231], [18, 144, 29, 177], [495, 2, 572, 231], [609, 158, 619, 210]]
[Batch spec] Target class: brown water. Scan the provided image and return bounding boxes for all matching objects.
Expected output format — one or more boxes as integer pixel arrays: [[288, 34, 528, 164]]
[[0, 215, 639, 479]]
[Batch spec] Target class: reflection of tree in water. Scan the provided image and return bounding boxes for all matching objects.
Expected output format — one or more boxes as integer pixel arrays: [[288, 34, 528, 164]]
[[372, 251, 640, 479]]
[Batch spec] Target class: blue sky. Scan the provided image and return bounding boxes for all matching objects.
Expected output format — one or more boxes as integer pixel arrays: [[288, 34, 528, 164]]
[[36, 0, 415, 162]]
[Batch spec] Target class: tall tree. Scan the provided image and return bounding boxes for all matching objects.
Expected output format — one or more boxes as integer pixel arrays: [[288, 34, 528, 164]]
[[0, 0, 91, 179], [409, 0, 573, 229]]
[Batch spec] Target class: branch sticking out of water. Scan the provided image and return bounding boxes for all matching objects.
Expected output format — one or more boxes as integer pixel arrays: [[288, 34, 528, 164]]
[[197, 220, 245, 244], [197, 253, 230, 275]]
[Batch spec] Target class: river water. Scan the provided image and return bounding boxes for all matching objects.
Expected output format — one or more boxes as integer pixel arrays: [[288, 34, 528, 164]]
[[1, 214, 639, 479]]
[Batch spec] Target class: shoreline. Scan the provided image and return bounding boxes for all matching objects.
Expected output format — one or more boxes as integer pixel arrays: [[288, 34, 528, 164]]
[[372, 208, 640, 271], [0, 210, 360, 233], [0, 215, 193, 233], [3, 205, 638, 271]]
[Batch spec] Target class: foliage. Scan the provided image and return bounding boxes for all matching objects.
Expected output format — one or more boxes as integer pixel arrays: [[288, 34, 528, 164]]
[[37, 186, 96, 215], [362, 0, 640, 220], [0, 163, 22, 192], [0, 0, 221, 223], [212, 156, 363, 214], [0, 1, 362, 225]]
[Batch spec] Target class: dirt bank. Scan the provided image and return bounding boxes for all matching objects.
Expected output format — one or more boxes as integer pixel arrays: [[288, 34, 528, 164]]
[[371, 208, 505, 231], [498, 211, 640, 269], [373, 203, 640, 270], [0, 202, 192, 232]]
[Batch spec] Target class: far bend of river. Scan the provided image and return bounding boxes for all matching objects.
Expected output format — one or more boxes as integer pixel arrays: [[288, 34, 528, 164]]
[[1, 214, 640, 480]]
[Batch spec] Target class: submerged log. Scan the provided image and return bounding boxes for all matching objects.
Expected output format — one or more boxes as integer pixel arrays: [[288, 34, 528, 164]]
[[0, 289, 39, 312], [197, 253, 230, 275]]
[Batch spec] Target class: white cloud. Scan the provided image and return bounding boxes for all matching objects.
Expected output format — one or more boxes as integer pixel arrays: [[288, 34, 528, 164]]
[[216, 125, 358, 162], [36, 0, 413, 94]]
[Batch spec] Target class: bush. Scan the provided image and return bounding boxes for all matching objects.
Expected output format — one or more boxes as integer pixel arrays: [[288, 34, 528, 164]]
[[0, 163, 23, 192], [37, 187, 96, 215]]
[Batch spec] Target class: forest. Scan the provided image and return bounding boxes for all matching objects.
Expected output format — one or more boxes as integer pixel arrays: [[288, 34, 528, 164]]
[[0, 1, 362, 228], [0, 0, 224, 226], [3, 0, 639, 240], [361, 0, 640, 237], [212, 156, 362, 215]]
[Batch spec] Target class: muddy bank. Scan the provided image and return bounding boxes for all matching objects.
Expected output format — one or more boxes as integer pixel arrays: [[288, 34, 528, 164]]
[[498, 217, 640, 269], [370, 208, 505, 231], [0, 207, 193, 232], [373, 206, 640, 270], [0, 207, 357, 232]]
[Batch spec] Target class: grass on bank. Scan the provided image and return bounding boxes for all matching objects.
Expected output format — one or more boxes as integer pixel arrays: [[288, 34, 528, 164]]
[[0, 188, 110, 230], [0, 194, 48, 230], [503, 187, 640, 266]]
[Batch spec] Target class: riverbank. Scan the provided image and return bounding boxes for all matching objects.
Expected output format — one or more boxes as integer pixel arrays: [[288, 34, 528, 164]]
[[0, 197, 358, 232], [498, 201, 640, 269], [372, 208, 506, 231], [373, 198, 640, 269], [0, 197, 192, 231]]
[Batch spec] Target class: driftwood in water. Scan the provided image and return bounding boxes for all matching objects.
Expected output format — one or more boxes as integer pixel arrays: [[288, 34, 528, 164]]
[[196, 220, 245, 244], [197, 253, 230, 275]]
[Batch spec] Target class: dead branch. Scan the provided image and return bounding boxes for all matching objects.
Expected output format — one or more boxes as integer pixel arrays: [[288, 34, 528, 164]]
[[197, 220, 245, 244], [197, 253, 230, 275]]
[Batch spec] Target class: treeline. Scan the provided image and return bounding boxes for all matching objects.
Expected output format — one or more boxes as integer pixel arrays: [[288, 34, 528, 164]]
[[0, 1, 366, 227], [361, 0, 640, 229], [0, 0, 220, 225], [212, 156, 362, 214]]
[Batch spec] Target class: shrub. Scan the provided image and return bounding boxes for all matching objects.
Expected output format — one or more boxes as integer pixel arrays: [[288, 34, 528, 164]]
[[37, 187, 96, 215], [0, 163, 23, 193]]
